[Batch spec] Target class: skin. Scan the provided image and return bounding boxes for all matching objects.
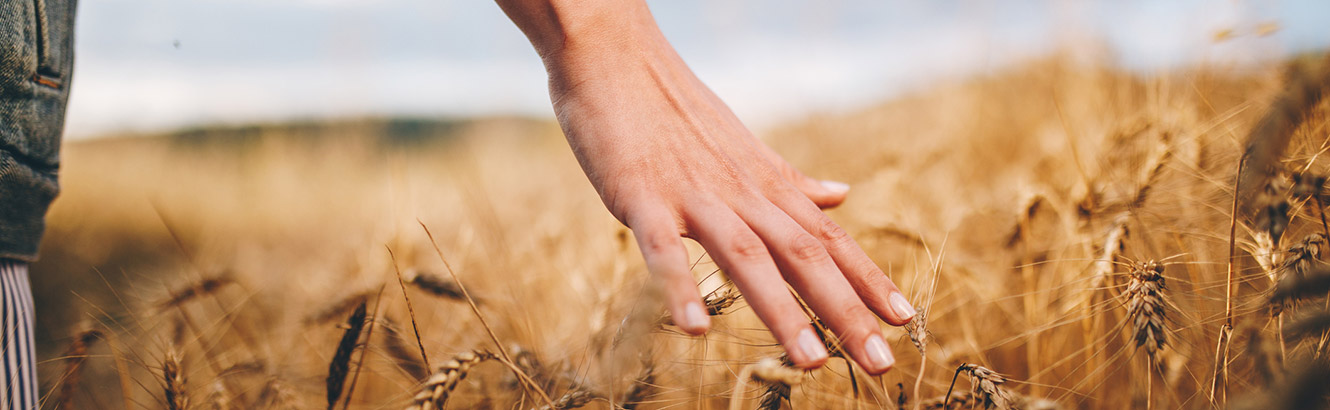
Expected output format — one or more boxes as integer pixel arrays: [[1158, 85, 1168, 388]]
[[496, 0, 915, 374]]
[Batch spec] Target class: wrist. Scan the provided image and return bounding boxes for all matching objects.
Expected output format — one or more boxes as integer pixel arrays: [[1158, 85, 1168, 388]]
[[498, 0, 671, 81]]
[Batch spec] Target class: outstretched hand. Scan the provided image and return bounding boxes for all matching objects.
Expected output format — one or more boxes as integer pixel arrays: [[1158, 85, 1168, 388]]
[[498, 0, 915, 374]]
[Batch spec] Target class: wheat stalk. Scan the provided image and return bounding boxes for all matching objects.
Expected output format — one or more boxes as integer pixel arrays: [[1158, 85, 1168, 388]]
[[420, 221, 555, 407], [382, 318, 429, 381], [388, 246, 432, 372]]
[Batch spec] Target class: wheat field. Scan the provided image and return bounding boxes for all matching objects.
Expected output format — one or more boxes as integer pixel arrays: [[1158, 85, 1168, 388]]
[[30, 53, 1330, 409]]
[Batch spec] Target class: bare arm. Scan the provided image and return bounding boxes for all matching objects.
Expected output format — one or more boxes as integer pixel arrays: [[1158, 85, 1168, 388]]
[[496, 0, 914, 374]]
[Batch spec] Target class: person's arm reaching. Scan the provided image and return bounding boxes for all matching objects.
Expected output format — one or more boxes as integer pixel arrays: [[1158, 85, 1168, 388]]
[[495, 0, 915, 374]]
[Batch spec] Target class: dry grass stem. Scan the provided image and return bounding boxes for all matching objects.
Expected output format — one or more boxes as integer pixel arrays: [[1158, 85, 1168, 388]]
[[381, 319, 429, 381], [388, 246, 432, 371], [420, 222, 554, 407]]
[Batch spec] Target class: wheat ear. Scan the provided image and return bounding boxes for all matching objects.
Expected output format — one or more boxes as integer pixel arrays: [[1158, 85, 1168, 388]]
[[947, 363, 1013, 410], [406, 350, 495, 410], [1126, 260, 1169, 359], [55, 328, 102, 410], [163, 351, 188, 410], [729, 357, 803, 410], [325, 300, 368, 410]]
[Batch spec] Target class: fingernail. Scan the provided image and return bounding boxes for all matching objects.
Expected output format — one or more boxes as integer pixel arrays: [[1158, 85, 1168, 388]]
[[683, 302, 710, 332], [864, 334, 895, 372], [889, 292, 918, 321], [797, 328, 829, 363], [820, 180, 850, 194]]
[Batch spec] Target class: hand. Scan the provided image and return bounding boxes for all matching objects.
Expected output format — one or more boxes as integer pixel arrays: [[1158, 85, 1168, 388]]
[[498, 0, 916, 374]]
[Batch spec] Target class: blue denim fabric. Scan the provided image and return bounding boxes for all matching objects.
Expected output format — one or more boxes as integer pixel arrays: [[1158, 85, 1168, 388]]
[[0, 0, 75, 262]]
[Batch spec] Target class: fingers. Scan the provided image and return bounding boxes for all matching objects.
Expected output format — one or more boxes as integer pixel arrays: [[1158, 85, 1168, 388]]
[[626, 206, 709, 335], [685, 204, 831, 369], [736, 200, 898, 374], [770, 188, 918, 326]]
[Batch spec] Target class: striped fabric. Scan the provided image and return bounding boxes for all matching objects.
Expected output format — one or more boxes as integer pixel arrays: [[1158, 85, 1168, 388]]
[[0, 260, 36, 410]]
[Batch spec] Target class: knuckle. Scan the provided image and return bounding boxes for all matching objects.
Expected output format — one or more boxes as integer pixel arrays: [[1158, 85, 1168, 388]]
[[639, 229, 678, 256], [788, 233, 829, 263], [729, 235, 770, 261], [776, 161, 803, 183], [854, 265, 891, 288], [813, 216, 850, 243]]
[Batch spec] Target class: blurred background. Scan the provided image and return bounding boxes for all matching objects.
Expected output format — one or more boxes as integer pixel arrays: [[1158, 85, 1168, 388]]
[[33, 1, 1330, 409], [67, 0, 1330, 137]]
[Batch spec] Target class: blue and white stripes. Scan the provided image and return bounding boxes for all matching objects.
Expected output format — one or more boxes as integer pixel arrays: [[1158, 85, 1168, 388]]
[[0, 260, 36, 410]]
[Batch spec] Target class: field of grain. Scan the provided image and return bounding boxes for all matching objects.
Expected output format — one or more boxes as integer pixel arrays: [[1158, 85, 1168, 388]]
[[30, 54, 1330, 409]]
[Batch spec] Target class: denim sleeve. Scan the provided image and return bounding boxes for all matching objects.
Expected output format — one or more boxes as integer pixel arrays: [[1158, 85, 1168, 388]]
[[0, 0, 76, 262]]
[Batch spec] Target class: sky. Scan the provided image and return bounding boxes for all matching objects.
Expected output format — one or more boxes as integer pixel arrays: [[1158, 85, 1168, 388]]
[[64, 0, 1330, 138]]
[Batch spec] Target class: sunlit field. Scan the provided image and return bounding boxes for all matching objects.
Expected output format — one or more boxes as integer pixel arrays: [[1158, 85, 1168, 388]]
[[32, 53, 1330, 409]]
